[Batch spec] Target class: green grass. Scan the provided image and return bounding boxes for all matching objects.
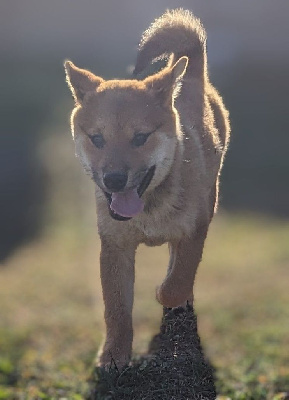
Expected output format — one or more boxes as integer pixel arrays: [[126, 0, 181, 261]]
[[91, 306, 216, 400], [0, 210, 288, 399]]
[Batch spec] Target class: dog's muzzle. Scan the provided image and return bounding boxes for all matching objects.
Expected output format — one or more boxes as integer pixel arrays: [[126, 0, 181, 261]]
[[104, 165, 156, 221]]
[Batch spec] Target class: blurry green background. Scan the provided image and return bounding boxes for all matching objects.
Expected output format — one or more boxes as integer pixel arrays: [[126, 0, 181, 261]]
[[0, 1, 289, 398]]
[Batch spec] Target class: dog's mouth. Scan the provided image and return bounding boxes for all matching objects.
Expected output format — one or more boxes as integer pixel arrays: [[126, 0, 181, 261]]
[[104, 165, 156, 221]]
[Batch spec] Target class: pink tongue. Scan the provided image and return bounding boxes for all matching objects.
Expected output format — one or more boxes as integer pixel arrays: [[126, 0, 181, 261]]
[[110, 188, 144, 218]]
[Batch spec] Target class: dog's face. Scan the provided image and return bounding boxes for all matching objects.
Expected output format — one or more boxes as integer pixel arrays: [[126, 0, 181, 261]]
[[64, 58, 187, 220]]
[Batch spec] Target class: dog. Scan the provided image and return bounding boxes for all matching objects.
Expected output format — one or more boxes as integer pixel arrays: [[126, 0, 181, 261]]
[[64, 9, 230, 368]]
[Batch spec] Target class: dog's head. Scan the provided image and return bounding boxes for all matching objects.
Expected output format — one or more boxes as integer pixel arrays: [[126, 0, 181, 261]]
[[64, 57, 187, 220]]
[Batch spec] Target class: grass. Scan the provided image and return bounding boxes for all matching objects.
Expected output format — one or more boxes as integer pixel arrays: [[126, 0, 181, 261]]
[[91, 305, 216, 400], [0, 162, 289, 400]]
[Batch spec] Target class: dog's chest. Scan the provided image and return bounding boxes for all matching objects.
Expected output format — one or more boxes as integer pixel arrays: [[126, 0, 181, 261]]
[[133, 209, 195, 245]]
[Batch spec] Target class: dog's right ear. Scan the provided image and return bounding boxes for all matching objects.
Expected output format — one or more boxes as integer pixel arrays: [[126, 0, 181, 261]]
[[64, 61, 103, 104]]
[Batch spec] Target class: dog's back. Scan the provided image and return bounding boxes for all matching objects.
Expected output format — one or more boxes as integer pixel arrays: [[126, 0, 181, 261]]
[[134, 9, 230, 220]]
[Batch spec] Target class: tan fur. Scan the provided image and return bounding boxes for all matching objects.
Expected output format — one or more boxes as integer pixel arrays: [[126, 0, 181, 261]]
[[64, 9, 230, 368]]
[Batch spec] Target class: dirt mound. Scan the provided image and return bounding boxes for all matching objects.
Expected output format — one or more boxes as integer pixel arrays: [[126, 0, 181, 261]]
[[89, 305, 216, 400]]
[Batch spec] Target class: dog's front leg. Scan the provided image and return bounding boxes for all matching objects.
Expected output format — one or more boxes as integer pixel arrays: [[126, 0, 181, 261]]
[[97, 236, 136, 368], [157, 222, 208, 308]]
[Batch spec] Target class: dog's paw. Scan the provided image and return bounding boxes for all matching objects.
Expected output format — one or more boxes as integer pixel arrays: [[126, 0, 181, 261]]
[[96, 350, 130, 371], [156, 284, 191, 308]]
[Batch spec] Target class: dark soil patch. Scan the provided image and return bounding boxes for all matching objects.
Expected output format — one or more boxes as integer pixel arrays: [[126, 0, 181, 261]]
[[89, 305, 216, 400]]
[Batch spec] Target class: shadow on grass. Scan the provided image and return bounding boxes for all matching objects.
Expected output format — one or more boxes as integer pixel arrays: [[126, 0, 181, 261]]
[[88, 305, 216, 400]]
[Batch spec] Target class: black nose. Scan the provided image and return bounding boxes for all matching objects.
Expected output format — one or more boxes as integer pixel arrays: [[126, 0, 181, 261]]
[[103, 172, 128, 192]]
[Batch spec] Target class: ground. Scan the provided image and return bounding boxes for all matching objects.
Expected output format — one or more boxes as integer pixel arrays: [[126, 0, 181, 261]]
[[0, 212, 289, 399]]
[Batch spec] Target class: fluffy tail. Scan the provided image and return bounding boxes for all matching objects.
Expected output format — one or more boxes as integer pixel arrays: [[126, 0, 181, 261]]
[[134, 9, 207, 80]]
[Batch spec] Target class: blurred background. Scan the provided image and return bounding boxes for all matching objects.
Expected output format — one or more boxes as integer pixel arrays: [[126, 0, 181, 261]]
[[1, 0, 289, 260], [0, 1, 289, 397]]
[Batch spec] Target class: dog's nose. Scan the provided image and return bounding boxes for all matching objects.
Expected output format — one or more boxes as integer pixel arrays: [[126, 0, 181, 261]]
[[103, 171, 128, 192]]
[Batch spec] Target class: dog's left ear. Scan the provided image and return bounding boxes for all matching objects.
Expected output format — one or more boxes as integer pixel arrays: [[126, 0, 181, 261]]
[[144, 56, 188, 105], [64, 60, 103, 104]]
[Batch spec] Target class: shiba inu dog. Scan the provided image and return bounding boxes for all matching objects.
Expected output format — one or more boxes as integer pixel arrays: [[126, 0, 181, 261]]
[[64, 9, 230, 368]]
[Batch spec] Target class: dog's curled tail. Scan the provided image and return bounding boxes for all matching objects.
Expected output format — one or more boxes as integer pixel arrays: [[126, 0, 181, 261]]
[[134, 9, 207, 80]]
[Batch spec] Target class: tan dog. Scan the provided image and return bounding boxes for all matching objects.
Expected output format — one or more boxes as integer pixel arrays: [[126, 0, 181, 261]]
[[64, 9, 230, 368]]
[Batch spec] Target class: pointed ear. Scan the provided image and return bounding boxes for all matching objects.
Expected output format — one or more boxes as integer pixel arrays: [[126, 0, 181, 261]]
[[171, 56, 188, 81], [64, 60, 103, 104], [144, 56, 188, 104]]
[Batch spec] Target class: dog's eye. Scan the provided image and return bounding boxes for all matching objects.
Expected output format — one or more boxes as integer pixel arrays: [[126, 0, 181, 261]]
[[131, 133, 150, 147], [89, 134, 105, 149]]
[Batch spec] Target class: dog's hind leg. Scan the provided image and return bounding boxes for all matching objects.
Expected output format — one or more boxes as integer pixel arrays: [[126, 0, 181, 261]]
[[156, 222, 208, 308], [97, 237, 136, 369]]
